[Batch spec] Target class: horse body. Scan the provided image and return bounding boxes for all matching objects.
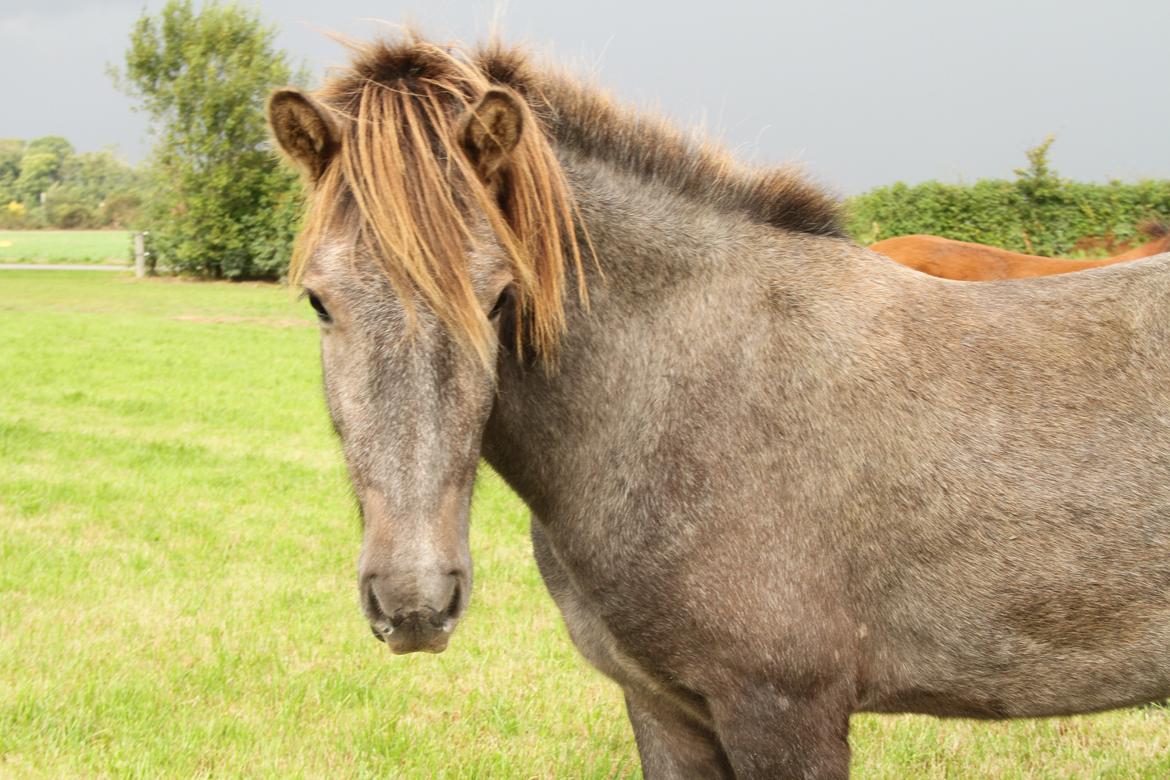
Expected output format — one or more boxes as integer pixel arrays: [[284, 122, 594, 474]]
[[486, 163, 1170, 769], [870, 228, 1170, 280], [270, 35, 1170, 777]]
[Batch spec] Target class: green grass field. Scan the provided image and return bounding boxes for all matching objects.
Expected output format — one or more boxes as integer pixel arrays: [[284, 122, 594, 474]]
[[2, 271, 1168, 778], [0, 231, 132, 264]]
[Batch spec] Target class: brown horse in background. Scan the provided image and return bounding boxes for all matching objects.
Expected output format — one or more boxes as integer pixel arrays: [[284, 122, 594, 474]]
[[871, 221, 1169, 281]]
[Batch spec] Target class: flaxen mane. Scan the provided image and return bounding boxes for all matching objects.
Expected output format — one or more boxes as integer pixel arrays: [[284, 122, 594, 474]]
[[473, 41, 843, 238], [290, 34, 842, 361]]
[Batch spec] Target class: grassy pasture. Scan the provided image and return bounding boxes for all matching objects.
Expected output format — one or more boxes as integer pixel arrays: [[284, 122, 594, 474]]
[[0, 231, 132, 264], [1, 271, 1168, 778]]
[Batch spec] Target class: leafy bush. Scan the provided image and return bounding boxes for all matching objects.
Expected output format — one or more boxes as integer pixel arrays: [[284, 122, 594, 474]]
[[44, 185, 100, 229], [100, 191, 144, 228], [0, 201, 27, 229], [848, 139, 1170, 255]]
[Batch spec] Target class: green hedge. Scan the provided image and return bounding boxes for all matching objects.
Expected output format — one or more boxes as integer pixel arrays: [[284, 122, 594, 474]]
[[847, 179, 1170, 255], [845, 140, 1170, 255]]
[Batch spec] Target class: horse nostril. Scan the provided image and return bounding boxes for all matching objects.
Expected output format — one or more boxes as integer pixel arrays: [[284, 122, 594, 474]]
[[364, 579, 395, 643], [445, 580, 462, 620], [361, 574, 389, 623]]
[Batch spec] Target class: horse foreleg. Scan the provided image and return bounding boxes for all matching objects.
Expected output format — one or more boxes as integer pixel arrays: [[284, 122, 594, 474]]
[[624, 689, 733, 779], [708, 683, 852, 779]]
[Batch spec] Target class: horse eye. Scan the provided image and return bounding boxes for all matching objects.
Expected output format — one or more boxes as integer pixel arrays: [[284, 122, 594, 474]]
[[489, 287, 512, 320], [307, 292, 331, 323]]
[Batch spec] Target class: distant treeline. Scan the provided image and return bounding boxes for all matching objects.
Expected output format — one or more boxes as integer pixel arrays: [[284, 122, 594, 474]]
[[0, 137, 145, 230], [847, 137, 1170, 255]]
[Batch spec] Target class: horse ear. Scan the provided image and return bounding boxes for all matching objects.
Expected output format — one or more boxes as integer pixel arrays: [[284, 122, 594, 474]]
[[458, 88, 525, 182], [268, 88, 339, 183]]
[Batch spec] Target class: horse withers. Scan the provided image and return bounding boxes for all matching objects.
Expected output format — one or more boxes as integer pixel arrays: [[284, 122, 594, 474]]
[[269, 34, 1170, 778]]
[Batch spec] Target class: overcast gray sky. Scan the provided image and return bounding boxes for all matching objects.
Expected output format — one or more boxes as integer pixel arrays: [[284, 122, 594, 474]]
[[1, 0, 1167, 193]]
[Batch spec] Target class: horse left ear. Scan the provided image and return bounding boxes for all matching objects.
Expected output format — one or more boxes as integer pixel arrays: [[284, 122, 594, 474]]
[[458, 88, 525, 182], [268, 88, 339, 184]]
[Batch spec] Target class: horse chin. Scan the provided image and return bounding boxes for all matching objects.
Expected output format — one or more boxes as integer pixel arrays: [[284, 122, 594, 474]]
[[375, 617, 458, 655], [387, 633, 452, 655]]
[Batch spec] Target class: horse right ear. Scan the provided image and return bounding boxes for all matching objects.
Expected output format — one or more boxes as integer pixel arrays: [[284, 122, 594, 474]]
[[268, 88, 339, 183], [458, 88, 525, 183]]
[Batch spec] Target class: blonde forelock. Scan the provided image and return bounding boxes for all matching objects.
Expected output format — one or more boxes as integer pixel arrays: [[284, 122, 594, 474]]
[[291, 35, 586, 366]]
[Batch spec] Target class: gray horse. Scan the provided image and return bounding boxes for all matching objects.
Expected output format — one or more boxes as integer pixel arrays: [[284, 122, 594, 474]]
[[268, 34, 1170, 778]]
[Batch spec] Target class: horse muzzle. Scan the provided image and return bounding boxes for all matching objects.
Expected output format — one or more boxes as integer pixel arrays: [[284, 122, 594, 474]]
[[362, 569, 466, 654]]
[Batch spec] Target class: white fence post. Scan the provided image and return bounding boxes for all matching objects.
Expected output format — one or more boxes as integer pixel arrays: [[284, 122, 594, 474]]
[[134, 232, 146, 278]]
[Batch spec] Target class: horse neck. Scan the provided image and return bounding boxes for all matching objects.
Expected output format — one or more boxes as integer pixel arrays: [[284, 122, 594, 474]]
[[480, 156, 880, 531], [1032, 254, 1134, 273], [1003, 248, 1142, 277], [1038, 250, 1155, 277], [484, 161, 724, 518], [1112, 234, 1170, 262]]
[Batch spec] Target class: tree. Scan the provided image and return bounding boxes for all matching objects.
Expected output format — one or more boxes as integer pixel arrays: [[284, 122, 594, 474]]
[[1014, 134, 1062, 205], [0, 138, 141, 227], [15, 137, 74, 207], [1013, 135, 1071, 252], [67, 151, 140, 202], [0, 140, 22, 203], [111, 0, 305, 278]]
